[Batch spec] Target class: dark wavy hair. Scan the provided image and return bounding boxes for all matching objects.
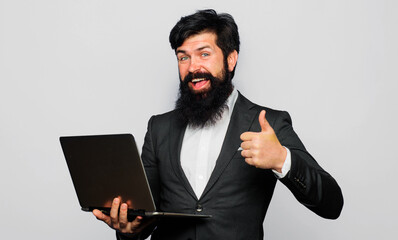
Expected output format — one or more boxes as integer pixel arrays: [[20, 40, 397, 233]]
[[169, 9, 240, 79]]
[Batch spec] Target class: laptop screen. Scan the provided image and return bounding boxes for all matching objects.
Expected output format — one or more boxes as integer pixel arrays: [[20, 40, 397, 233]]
[[60, 134, 155, 213]]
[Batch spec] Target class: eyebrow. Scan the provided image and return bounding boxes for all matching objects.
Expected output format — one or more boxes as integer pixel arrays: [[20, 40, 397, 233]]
[[176, 45, 212, 55], [176, 49, 186, 55]]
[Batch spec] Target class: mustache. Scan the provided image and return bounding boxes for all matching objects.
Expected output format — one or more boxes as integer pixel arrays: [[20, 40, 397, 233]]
[[183, 72, 215, 83]]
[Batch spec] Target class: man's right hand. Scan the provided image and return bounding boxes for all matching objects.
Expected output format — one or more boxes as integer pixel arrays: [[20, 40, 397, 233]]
[[93, 197, 143, 236]]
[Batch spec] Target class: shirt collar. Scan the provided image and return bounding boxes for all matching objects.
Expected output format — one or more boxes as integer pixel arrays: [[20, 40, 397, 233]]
[[225, 88, 239, 118]]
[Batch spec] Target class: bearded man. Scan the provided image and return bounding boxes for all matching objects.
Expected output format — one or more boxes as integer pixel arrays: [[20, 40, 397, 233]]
[[94, 9, 344, 240]]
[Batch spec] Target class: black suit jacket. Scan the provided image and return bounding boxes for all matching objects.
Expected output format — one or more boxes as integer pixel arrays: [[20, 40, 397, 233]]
[[124, 93, 343, 240]]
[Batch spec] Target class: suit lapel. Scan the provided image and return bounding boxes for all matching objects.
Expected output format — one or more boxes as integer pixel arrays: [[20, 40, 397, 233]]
[[200, 93, 257, 199], [168, 117, 198, 200]]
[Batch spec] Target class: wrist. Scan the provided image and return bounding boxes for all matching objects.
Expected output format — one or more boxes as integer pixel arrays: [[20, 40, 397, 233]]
[[273, 146, 287, 173]]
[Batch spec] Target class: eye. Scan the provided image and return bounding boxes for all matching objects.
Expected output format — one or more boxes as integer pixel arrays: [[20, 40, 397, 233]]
[[201, 52, 210, 57], [179, 56, 189, 62]]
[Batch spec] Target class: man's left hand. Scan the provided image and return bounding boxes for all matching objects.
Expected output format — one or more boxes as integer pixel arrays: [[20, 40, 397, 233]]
[[240, 110, 287, 172]]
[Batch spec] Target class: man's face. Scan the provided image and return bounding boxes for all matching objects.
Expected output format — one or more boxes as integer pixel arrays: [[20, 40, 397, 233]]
[[176, 32, 235, 95], [174, 32, 238, 127]]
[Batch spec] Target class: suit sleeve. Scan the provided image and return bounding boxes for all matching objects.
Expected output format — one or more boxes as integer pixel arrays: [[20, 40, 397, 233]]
[[272, 111, 344, 219], [142, 116, 161, 208]]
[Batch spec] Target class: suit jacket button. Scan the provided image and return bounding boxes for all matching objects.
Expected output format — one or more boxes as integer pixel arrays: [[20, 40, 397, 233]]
[[196, 204, 203, 212]]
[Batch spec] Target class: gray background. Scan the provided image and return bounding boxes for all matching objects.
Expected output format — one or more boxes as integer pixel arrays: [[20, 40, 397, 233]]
[[1, 0, 397, 239]]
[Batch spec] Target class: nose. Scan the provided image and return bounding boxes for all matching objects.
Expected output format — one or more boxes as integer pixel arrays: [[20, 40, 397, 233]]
[[188, 56, 201, 73]]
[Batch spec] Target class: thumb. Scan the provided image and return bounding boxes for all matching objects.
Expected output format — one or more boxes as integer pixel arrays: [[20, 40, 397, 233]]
[[259, 110, 271, 132]]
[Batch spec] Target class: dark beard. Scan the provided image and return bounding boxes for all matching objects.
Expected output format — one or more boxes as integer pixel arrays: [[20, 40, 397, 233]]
[[175, 65, 233, 128]]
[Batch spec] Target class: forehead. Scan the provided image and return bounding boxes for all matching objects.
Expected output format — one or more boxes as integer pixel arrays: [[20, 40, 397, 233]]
[[177, 32, 219, 52]]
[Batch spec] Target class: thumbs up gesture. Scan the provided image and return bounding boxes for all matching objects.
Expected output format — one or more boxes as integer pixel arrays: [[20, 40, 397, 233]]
[[240, 110, 287, 172]]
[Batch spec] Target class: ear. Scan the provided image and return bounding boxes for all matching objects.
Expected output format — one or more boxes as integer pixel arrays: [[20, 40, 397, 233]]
[[227, 50, 238, 72]]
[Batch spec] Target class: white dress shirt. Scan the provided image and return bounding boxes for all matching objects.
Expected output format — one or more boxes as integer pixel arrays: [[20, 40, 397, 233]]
[[180, 89, 291, 198]]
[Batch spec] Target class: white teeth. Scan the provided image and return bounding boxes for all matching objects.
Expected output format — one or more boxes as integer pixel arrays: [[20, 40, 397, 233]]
[[192, 78, 206, 83]]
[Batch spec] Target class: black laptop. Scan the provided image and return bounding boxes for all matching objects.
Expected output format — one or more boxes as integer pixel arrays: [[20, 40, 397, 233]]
[[60, 133, 211, 219]]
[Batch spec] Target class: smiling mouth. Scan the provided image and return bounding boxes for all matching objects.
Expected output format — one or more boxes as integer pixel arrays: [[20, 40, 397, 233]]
[[189, 78, 210, 91], [192, 78, 206, 83]]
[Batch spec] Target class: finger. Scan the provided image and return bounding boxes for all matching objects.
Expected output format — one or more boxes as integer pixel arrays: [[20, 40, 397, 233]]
[[245, 157, 261, 168], [131, 216, 143, 231], [244, 157, 253, 166], [93, 209, 111, 225], [119, 203, 129, 229], [240, 141, 252, 150], [241, 149, 253, 158], [240, 131, 255, 141], [259, 110, 272, 132], [110, 197, 121, 226], [93, 209, 103, 219]]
